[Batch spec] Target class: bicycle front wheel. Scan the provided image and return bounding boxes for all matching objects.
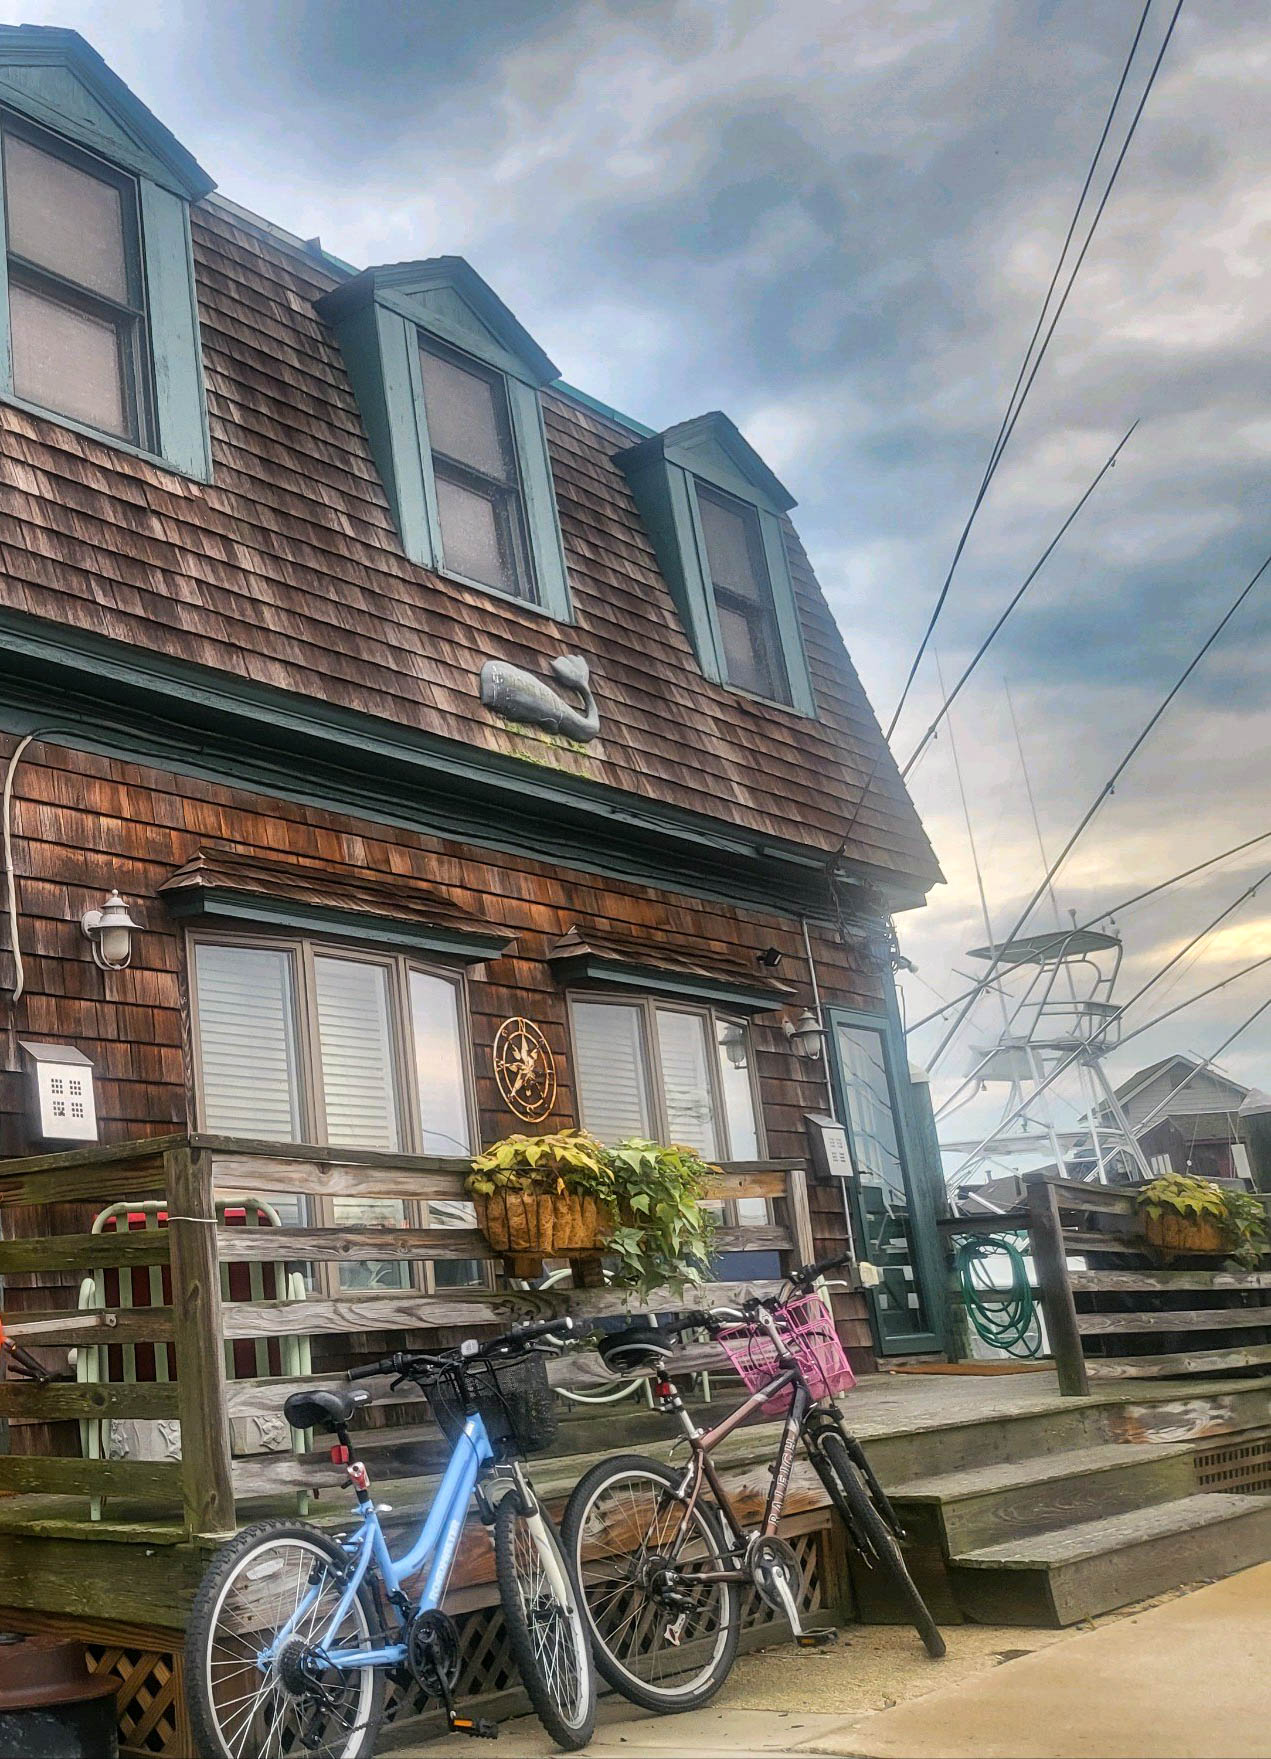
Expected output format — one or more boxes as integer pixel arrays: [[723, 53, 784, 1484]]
[[494, 1491, 596, 1751], [814, 1431, 946, 1659], [562, 1453, 741, 1714], [185, 1519, 384, 1759]]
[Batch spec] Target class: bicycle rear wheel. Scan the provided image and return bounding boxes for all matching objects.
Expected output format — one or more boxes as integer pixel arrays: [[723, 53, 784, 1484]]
[[185, 1520, 383, 1759], [813, 1430, 946, 1659], [494, 1491, 595, 1751], [562, 1453, 741, 1714]]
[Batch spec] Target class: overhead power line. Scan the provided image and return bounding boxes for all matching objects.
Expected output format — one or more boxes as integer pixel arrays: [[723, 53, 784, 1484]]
[[886, 0, 1179, 740], [899, 423, 1137, 779], [926, 549, 1271, 1074]]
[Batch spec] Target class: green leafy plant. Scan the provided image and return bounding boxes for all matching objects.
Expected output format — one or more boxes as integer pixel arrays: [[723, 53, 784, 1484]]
[[467, 1131, 717, 1295], [1133, 1173, 1268, 1268]]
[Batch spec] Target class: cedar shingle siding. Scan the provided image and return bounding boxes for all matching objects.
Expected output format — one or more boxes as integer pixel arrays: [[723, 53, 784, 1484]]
[[0, 200, 939, 893]]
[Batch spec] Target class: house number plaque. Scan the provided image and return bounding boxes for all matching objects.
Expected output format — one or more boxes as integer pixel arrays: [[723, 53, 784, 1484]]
[[493, 1017, 557, 1122]]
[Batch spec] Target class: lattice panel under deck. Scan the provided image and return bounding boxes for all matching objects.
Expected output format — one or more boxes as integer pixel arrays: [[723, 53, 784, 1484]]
[[87, 1643, 184, 1757], [1193, 1429, 1271, 1495]]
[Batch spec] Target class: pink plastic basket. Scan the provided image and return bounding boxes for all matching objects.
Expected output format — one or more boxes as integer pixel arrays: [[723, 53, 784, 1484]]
[[715, 1293, 856, 1416]]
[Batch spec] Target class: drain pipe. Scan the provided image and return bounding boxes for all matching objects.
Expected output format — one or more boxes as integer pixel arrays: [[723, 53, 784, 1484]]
[[3, 729, 73, 1068], [798, 913, 871, 1274]]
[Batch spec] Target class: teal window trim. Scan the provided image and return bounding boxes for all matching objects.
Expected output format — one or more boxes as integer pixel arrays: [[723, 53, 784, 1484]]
[[317, 261, 573, 622], [161, 887, 511, 964], [615, 416, 816, 718], [0, 41, 213, 481]]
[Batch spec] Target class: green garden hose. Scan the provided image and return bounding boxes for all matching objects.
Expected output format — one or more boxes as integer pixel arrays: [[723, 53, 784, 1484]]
[[953, 1232, 1043, 1359]]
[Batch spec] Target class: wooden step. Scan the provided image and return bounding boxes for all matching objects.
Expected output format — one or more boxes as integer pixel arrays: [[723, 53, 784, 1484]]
[[949, 1492, 1271, 1626], [892, 1441, 1195, 1553]]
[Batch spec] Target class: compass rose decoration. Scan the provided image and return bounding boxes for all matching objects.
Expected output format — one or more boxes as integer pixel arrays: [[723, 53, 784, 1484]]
[[492, 1016, 558, 1123]]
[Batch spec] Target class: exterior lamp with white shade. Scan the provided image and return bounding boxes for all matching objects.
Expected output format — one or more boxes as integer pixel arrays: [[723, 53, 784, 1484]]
[[81, 889, 140, 970], [783, 1007, 825, 1061]]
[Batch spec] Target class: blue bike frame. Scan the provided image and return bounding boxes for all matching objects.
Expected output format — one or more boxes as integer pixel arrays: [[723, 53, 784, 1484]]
[[259, 1413, 495, 1673]]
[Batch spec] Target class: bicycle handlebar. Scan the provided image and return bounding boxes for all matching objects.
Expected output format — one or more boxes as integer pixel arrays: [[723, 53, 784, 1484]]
[[347, 1316, 574, 1383], [790, 1249, 855, 1287]]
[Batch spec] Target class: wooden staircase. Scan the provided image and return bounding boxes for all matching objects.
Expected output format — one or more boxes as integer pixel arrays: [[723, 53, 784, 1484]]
[[863, 1386, 1271, 1627]]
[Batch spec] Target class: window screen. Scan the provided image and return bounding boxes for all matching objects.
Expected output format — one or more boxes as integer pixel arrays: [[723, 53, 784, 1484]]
[[2, 126, 147, 443], [572, 1001, 653, 1142], [194, 944, 303, 1141], [418, 339, 534, 600], [696, 483, 790, 704]]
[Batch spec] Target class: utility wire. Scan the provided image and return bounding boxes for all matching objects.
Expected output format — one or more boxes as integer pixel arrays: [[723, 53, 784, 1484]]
[[829, 1, 1178, 870], [927, 549, 1271, 1075], [908, 823, 1271, 1035], [899, 424, 1137, 780], [1129, 992, 1271, 1138], [886, 0, 1170, 741]]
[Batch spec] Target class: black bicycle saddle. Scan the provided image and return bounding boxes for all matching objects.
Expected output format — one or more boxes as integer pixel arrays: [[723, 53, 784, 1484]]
[[283, 1385, 369, 1432], [597, 1324, 672, 1374]]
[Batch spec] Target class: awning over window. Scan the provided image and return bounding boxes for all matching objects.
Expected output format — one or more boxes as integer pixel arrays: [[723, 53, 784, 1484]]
[[159, 848, 513, 962], [548, 925, 794, 1013]]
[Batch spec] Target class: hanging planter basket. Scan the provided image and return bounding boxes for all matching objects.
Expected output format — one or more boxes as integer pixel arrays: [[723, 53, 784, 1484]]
[[472, 1189, 611, 1258], [1143, 1210, 1226, 1255]]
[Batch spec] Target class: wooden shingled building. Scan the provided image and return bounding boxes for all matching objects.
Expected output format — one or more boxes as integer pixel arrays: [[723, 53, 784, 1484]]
[[0, 22, 948, 1377]]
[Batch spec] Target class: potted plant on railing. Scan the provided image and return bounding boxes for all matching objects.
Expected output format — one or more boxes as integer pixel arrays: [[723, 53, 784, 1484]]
[[466, 1130, 717, 1293], [1133, 1172, 1269, 1267]]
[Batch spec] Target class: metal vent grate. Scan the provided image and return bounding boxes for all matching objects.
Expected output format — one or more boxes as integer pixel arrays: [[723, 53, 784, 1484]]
[[1194, 1429, 1271, 1495]]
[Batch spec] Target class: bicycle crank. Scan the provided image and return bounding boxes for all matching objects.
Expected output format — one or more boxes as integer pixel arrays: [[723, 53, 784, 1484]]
[[746, 1535, 805, 1624]]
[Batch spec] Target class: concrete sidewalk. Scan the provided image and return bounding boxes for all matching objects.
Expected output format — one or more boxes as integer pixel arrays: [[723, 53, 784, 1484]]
[[414, 1563, 1271, 1757]]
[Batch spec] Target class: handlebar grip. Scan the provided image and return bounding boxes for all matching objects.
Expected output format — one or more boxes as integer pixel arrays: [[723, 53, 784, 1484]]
[[348, 1354, 401, 1381], [792, 1250, 854, 1285], [506, 1315, 573, 1345]]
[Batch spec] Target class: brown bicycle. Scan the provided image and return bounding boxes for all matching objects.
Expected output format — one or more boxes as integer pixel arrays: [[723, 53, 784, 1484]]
[[561, 1252, 944, 1714]]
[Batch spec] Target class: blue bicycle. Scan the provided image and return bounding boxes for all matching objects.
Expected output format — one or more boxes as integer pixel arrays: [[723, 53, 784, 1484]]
[[185, 1318, 596, 1758]]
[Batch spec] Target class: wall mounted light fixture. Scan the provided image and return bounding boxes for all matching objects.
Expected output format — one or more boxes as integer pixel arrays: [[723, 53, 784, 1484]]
[[81, 889, 140, 971], [783, 1008, 825, 1061], [718, 1021, 750, 1070]]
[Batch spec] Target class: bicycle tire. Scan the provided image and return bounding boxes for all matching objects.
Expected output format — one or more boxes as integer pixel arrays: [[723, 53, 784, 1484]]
[[561, 1452, 741, 1714], [185, 1519, 384, 1759], [814, 1431, 946, 1659], [493, 1491, 596, 1751]]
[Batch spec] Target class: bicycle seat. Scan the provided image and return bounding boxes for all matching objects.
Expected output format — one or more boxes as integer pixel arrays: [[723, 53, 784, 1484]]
[[597, 1325, 671, 1374], [283, 1386, 368, 1433]]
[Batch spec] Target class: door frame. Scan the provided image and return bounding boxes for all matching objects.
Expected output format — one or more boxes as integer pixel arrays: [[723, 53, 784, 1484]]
[[824, 998, 946, 1356]]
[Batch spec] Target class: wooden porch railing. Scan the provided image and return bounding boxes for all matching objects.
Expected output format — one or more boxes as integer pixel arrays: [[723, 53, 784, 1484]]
[[0, 1133, 817, 1538], [946, 1176, 1271, 1396]]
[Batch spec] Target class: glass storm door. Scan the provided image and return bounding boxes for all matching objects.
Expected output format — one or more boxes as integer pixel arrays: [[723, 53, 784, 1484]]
[[827, 1007, 942, 1355]]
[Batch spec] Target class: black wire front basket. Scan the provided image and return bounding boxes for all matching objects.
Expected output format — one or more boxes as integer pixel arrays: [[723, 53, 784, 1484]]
[[426, 1351, 558, 1458]]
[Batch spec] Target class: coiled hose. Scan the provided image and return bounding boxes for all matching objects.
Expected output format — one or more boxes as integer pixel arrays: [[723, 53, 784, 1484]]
[[953, 1232, 1043, 1359]]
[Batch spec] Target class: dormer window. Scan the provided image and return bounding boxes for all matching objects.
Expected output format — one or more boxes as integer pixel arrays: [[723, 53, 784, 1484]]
[[417, 336, 534, 601], [615, 412, 816, 716], [3, 123, 148, 445], [695, 482, 790, 704], [317, 257, 572, 620], [0, 26, 215, 479]]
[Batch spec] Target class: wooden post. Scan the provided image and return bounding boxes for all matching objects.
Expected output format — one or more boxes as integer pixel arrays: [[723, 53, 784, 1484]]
[[166, 1145, 235, 1538], [784, 1166, 816, 1269], [1025, 1177, 1088, 1396]]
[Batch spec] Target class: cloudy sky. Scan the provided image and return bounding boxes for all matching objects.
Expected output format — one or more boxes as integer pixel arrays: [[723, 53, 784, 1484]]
[[25, 0, 1270, 1161]]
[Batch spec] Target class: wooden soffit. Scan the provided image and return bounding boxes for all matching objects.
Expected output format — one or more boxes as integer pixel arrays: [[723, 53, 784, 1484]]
[[159, 849, 513, 962]]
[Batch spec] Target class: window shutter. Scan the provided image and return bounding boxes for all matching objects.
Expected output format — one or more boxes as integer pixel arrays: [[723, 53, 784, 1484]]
[[573, 1001, 652, 1142], [137, 180, 211, 480], [194, 943, 301, 1141], [314, 956, 401, 1151], [654, 1009, 720, 1157], [505, 375, 573, 620]]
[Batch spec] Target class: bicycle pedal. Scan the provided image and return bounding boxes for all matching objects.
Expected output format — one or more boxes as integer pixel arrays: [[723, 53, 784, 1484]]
[[449, 1714, 499, 1739], [796, 1629, 838, 1650]]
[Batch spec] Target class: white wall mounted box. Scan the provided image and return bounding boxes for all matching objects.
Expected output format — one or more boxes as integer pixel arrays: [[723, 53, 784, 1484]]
[[20, 1042, 99, 1143]]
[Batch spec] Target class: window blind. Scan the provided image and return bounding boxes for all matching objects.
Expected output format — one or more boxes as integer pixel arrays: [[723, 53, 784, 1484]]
[[654, 1008, 719, 1157], [314, 956, 401, 1150], [573, 1001, 652, 1142], [194, 943, 301, 1141]]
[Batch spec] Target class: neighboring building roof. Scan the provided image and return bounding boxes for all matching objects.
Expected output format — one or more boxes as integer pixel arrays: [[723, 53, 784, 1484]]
[[0, 74, 941, 902], [1090, 1054, 1250, 1136]]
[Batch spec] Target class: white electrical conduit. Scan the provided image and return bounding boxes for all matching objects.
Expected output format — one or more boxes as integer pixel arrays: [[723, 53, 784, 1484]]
[[3, 729, 71, 1005]]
